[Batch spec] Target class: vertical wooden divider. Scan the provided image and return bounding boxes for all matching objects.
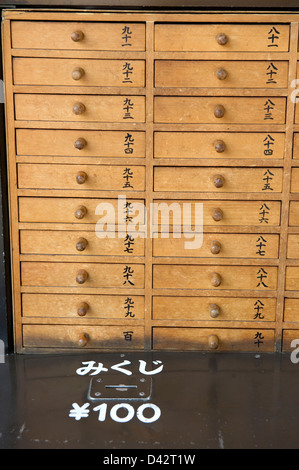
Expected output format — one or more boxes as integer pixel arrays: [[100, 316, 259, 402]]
[[275, 22, 298, 352], [144, 21, 154, 349]]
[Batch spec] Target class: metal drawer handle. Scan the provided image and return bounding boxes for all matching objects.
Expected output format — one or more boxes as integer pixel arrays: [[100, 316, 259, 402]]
[[210, 272, 222, 287], [73, 102, 86, 115], [76, 171, 88, 185], [75, 205, 87, 220], [208, 334, 219, 349], [211, 207, 223, 222], [216, 33, 228, 45], [214, 104, 225, 119], [216, 67, 228, 80], [214, 139, 226, 153], [76, 269, 89, 285], [74, 137, 87, 150], [78, 332, 89, 347], [77, 302, 89, 317], [210, 240, 222, 255], [76, 237, 88, 252]]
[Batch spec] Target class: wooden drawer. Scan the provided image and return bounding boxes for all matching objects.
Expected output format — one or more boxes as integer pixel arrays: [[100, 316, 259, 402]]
[[16, 129, 145, 158], [291, 168, 299, 193], [155, 24, 289, 52], [282, 330, 299, 352], [288, 202, 299, 226], [155, 61, 288, 88], [154, 167, 283, 193], [287, 235, 299, 259], [20, 230, 145, 257], [15, 94, 146, 123], [153, 265, 278, 290], [13, 58, 145, 87], [18, 164, 146, 191], [154, 132, 285, 160], [22, 293, 144, 319], [153, 327, 275, 351], [153, 296, 276, 321], [11, 21, 146, 51], [18, 197, 144, 225], [293, 134, 299, 159], [285, 267, 299, 291], [153, 233, 279, 259], [21, 262, 145, 288], [152, 200, 281, 227], [154, 97, 286, 124], [23, 324, 145, 349], [284, 299, 299, 322]]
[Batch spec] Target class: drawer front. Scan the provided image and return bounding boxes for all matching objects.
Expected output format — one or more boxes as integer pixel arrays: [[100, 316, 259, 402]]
[[153, 233, 279, 259], [154, 97, 286, 124], [285, 267, 299, 291], [155, 24, 289, 52], [22, 293, 144, 319], [287, 235, 299, 259], [20, 230, 145, 257], [13, 58, 145, 87], [11, 21, 146, 51], [154, 132, 285, 160], [154, 167, 283, 193], [153, 327, 275, 351], [153, 200, 281, 227], [155, 61, 288, 88], [16, 129, 146, 158], [15, 94, 146, 123], [289, 202, 299, 226], [291, 168, 299, 193], [23, 324, 145, 349], [153, 296, 276, 321], [18, 164, 146, 191], [284, 299, 299, 322], [21, 262, 145, 288], [282, 330, 299, 352], [18, 197, 145, 225], [153, 265, 278, 290]]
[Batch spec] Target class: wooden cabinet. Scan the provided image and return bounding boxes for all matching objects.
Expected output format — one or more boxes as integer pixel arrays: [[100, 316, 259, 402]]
[[3, 9, 299, 353]]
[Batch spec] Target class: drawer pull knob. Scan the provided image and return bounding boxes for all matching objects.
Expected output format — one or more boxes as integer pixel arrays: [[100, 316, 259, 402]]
[[211, 207, 223, 222], [77, 302, 89, 317], [210, 272, 222, 287], [214, 139, 226, 153], [73, 102, 86, 115], [71, 30, 84, 42], [74, 137, 87, 150], [208, 334, 219, 350], [76, 269, 88, 285], [210, 240, 222, 254], [76, 237, 88, 252], [216, 67, 228, 80], [216, 33, 228, 45], [214, 104, 225, 119], [72, 67, 85, 81], [76, 171, 88, 185], [75, 205, 87, 220], [213, 174, 225, 188], [209, 303, 221, 318], [78, 332, 89, 347]]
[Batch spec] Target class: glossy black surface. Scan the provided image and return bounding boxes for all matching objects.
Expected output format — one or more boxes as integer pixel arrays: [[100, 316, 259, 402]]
[[0, 351, 299, 449]]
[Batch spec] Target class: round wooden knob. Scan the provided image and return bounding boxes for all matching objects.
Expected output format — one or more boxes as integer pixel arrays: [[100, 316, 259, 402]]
[[76, 237, 88, 252], [210, 240, 222, 255], [77, 302, 89, 317], [213, 174, 225, 188], [216, 67, 228, 80], [209, 303, 221, 319], [216, 33, 228, 45], [78, 332, 89, 347], [74, 138, 87, 150], [208, 334, 219, 350], [72, 67, 85, 81], [75, 205, 87, 220], [73, 102, 86, 115], [211, 207, 223, 222], [71, 30, 84, 42], [76, 269, 88, 285], [214, 104, 225, 119], [210, 272, 222, 287], [214, 140, 226, 153], [76, 171, 87, 185]]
